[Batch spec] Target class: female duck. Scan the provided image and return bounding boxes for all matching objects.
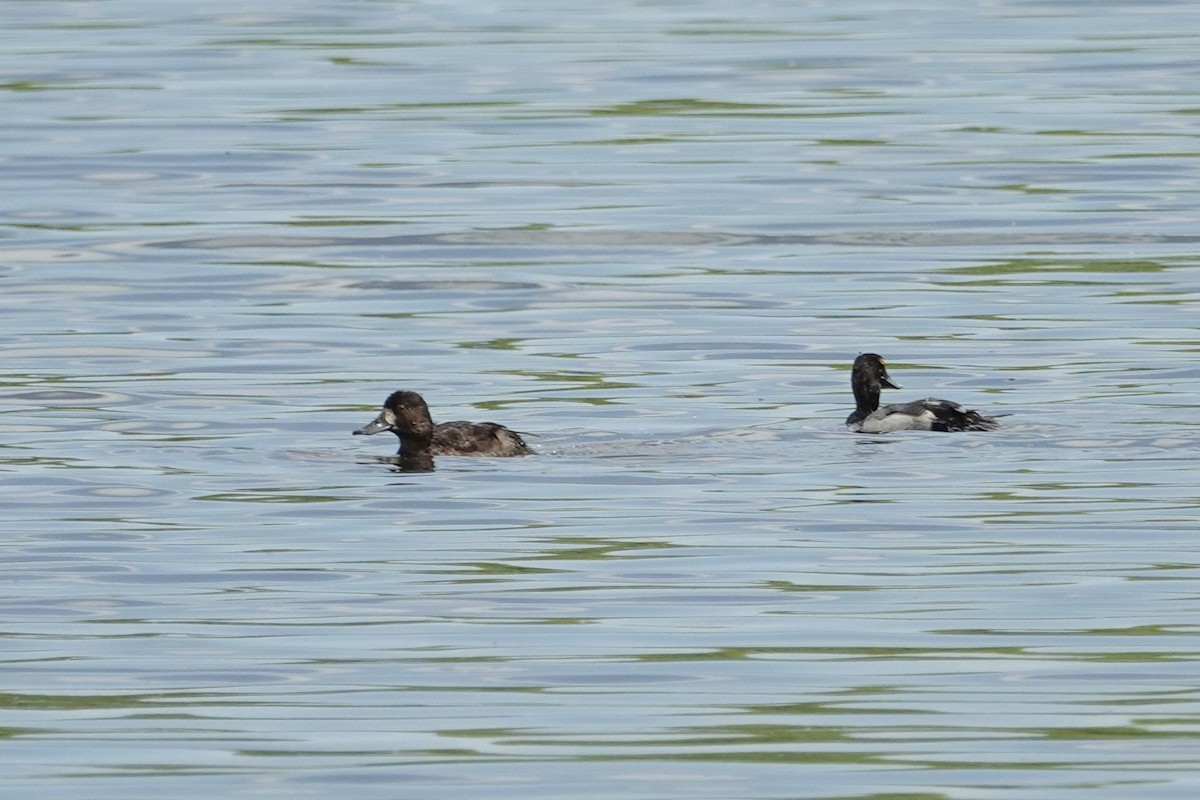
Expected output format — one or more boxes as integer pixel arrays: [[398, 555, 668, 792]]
[[846, 354, 999, 433], [354, 390, 534, 458]]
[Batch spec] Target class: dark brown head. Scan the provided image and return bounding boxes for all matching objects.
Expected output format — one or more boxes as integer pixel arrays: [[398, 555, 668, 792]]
[[354, 390, 436, 445]]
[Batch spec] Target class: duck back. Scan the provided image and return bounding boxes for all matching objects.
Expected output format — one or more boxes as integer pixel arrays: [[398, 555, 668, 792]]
[[432, 421, 534, 456]]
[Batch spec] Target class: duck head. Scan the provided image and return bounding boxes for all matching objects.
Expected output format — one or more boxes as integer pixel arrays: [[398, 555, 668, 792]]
[[354, 390, 436, 443]]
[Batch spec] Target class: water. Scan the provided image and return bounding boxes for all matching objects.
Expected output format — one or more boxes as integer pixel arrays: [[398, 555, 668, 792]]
[[3, 1, 1200, 798]]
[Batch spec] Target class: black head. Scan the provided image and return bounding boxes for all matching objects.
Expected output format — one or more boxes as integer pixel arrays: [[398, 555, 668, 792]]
[[353, 390, 436, 443], [848, 353, 903, 421], [852, 353, 902, 391]]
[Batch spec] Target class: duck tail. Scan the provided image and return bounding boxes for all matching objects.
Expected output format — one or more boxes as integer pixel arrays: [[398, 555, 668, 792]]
[[963, 411, 1001, 431], [932, 406, 1002, 432]]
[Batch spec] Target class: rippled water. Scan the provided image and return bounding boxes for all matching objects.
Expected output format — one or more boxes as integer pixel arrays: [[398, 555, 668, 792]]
[[3, 1, 1200, 798]]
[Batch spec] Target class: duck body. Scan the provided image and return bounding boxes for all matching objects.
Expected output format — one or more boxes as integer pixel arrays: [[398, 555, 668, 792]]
[[848, 397, 998, 433], [846, 354, 999, 433], [429, 420, 534, 456], [354, 390, 534, 458]]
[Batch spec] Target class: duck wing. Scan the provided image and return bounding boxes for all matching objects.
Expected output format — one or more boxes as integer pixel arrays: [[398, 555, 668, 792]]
[[432, 421, 534, 456]]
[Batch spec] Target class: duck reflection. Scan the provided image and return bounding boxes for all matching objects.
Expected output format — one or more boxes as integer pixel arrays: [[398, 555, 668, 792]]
[[388, 449, 436, 473]]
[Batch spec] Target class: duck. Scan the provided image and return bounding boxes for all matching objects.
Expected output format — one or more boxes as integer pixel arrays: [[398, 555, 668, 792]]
[[846, 353, 999, 433], [353, 390, 534, 458]]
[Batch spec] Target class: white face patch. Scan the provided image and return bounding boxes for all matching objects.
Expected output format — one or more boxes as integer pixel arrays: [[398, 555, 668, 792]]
[[381, 408, 398, 428]]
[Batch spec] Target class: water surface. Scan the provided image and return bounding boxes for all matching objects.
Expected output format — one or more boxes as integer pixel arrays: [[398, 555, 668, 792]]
[[3, 1, 1200, 798]]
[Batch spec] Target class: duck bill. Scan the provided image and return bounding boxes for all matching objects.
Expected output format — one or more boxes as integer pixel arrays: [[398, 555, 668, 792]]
[[881, 376, 902, 390], [353, 413, 391, 436]]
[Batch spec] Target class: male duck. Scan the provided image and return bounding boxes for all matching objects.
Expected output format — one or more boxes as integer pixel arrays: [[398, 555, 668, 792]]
[[354, 390, 534, 458], [846, 354, 999, 433]]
